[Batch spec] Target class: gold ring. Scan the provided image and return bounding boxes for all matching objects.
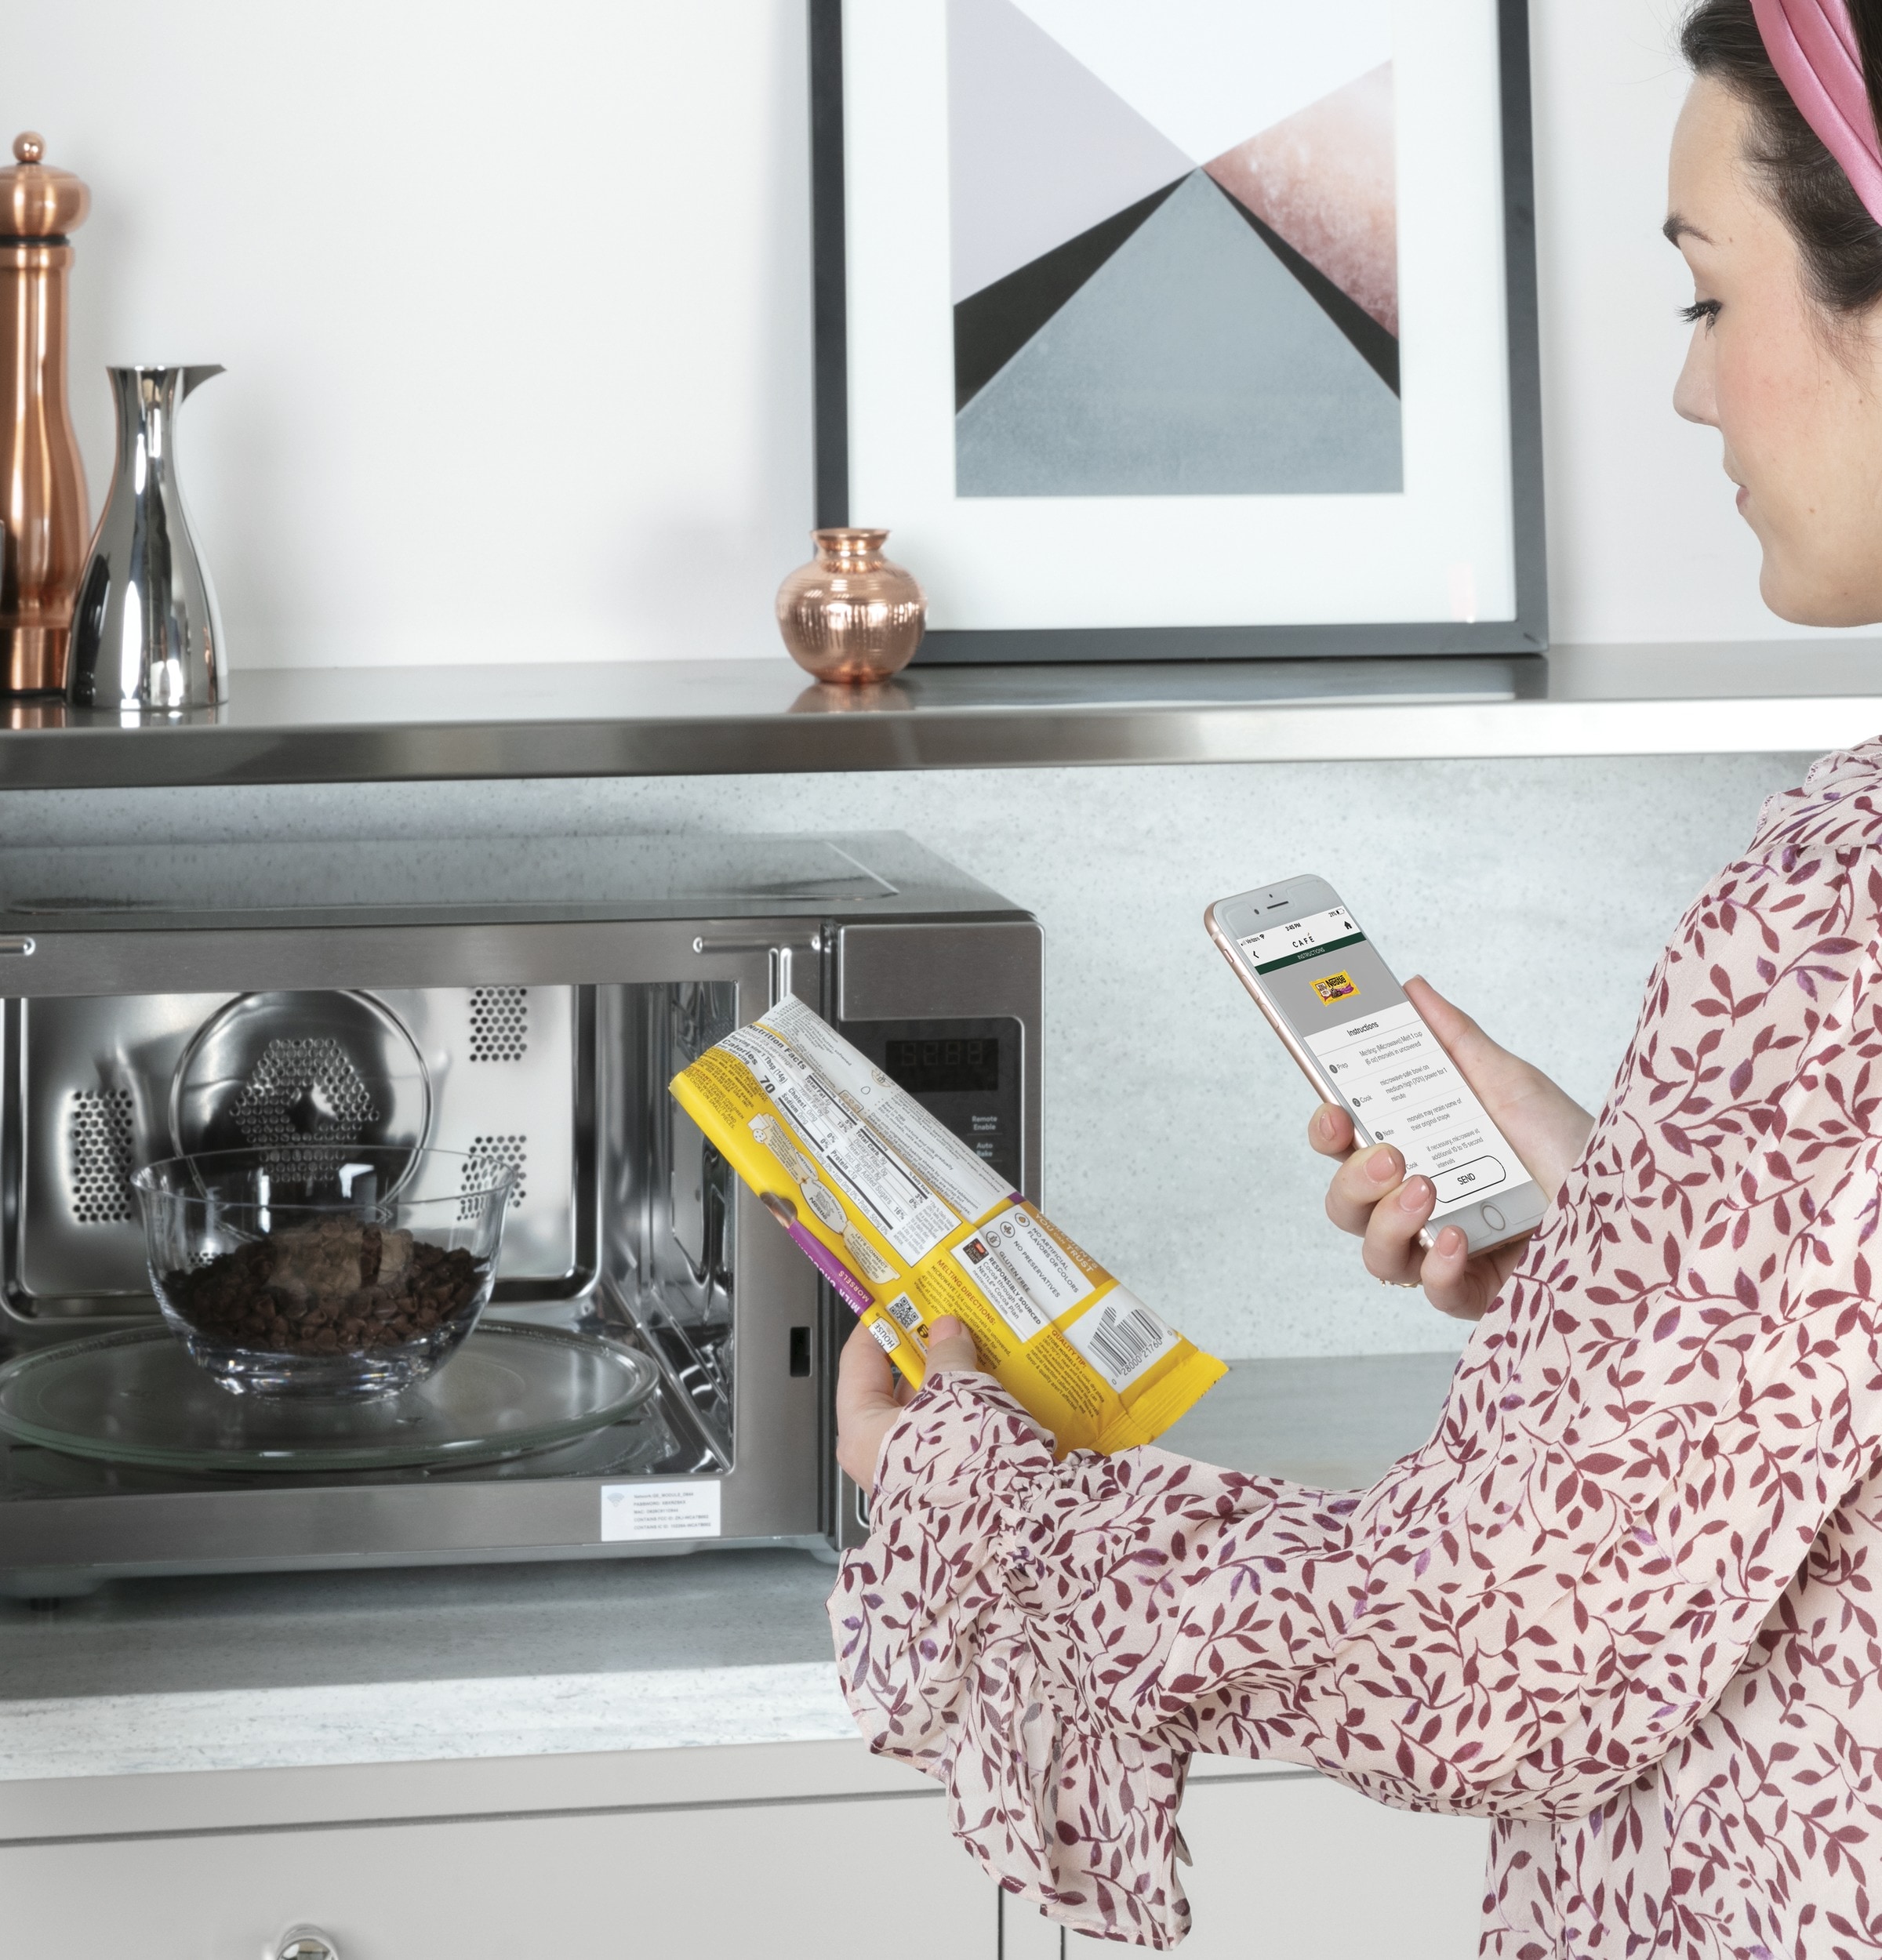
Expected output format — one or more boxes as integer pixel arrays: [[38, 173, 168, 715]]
[[1376, 1276, 1421, 1290]]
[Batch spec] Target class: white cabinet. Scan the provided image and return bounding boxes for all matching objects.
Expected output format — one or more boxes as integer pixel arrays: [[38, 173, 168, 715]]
[[1005, 1768, 1488, 1958], [1168, 1771, 1488, 1958], [0, 1789, 996, 1960], [1, 1748, 1487, 1959]]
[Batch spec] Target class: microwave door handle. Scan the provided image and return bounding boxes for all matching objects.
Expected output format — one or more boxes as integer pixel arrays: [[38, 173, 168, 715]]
[[691, 932, 825, 1010]]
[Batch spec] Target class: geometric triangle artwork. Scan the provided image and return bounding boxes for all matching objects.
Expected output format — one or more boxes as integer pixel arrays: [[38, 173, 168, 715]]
[[955, 171, 1401, 498], [1205, 66, 1399, 338], [1212, 183, 1400, 397], [955, 177, 1187, 410], [948, 0, 1196, 304], [1005, 0, 1393, 167], [947, 3, 1403, 498]]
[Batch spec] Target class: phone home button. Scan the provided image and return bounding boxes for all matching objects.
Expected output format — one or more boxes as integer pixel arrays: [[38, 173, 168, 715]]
[[1480, 1204, 1506, 1233]]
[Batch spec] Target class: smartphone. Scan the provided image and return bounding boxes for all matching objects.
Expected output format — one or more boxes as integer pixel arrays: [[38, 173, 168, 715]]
[[1205, 874, 1548, 1257]]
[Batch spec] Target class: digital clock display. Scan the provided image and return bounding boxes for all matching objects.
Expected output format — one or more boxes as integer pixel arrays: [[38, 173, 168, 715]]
[[883, 1036, 1000, 1095]]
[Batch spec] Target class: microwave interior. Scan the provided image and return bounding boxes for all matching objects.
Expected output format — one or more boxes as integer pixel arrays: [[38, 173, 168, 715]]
[[0, 979, 747, 1497]]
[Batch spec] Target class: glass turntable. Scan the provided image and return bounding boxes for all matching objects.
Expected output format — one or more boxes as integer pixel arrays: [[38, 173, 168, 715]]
[[0, 1323, 661, 1475]]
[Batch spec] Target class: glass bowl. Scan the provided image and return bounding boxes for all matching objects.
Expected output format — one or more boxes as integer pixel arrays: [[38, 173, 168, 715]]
[[130, 1146, 517, 1400]]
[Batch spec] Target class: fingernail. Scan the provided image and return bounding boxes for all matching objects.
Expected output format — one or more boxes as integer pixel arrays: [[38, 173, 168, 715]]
[[1312, 1109, 1331, 1140], [1437, 1226, 1466, 1256], [1398, 1177, 1432, 1211], [1366, 1150, 1398, 1185]]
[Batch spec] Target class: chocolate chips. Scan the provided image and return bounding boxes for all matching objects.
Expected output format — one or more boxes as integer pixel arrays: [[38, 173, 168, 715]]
[[163, 1217, 487, 1357]]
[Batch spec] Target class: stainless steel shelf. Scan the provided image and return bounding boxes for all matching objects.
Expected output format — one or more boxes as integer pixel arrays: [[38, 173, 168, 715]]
[[1, 643, 1879, 789]]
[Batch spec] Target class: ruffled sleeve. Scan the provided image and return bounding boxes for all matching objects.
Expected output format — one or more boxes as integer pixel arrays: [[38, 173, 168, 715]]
[[829, 1373, 1360, 1947]]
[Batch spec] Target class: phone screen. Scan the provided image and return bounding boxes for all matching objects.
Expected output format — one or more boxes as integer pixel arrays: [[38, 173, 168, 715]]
[[1236, 902, 1521, 1224]]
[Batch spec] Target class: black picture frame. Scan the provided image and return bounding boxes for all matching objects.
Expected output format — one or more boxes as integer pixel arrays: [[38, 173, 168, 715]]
[[808, 0, 1548, 666]]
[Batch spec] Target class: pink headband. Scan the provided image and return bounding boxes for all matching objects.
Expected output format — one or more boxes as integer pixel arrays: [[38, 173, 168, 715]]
[[1751, 0, 1882, 224]]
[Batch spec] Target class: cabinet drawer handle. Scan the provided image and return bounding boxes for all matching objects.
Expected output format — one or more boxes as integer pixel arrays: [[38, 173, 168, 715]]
[[277, 1929, 340, 1960], [0, 937, 34, 956]]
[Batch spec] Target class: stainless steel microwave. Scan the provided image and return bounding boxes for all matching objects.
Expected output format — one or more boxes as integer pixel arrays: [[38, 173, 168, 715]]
[[0, 833, 1042, 1599]]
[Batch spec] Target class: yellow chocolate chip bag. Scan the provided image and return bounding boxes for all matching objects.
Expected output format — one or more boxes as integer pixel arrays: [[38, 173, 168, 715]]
[[670, 995, 1225, 1454]]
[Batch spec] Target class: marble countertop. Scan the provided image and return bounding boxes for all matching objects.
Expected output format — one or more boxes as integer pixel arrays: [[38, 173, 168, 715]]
[[0, 1351, 1459, 1784]]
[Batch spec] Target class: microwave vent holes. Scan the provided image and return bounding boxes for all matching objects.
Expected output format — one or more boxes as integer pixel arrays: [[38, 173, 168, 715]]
[[469, 989, 528, 1063], [231, 1036, 380, 1178], [67, 1087, 136, 1225], [462, 1134, 527, 1218]]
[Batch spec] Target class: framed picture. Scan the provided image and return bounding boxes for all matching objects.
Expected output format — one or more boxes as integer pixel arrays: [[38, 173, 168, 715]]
[[809, 0, 1546, 664]]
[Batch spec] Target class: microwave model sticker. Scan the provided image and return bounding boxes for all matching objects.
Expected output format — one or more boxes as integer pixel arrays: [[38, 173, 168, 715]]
[[600, 1479, 722, 1543], [1311, 970, 1359, 1006]]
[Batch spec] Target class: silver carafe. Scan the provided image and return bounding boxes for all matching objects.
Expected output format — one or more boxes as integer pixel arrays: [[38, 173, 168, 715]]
[[67, 365, 225, 710]]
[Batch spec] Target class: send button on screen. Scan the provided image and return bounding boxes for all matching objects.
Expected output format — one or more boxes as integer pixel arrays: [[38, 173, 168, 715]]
[[1433, 1156, 1506, 1206]]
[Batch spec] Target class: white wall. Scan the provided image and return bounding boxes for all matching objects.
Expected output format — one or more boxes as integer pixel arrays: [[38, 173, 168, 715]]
[[5, 0, 816, 670], [2, 0, 1866, 666]]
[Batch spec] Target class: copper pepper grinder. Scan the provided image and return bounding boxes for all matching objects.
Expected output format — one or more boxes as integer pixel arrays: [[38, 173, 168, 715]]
[[0, 132, 89, 695]]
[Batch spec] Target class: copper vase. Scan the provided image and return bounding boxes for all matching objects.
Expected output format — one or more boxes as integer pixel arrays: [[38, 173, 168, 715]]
[[0, 132, 90, 695], [775, 528, 925, 683]]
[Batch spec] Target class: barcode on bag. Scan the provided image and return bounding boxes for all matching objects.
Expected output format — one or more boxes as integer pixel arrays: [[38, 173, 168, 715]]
[[1085, 1306, 1163, 1377], [883, 1292, 922, 1331], [1065, 1293, 1179, 1391]]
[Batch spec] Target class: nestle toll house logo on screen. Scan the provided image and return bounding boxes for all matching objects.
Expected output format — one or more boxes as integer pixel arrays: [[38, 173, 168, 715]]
[[1311, 971, 1359, 1007]]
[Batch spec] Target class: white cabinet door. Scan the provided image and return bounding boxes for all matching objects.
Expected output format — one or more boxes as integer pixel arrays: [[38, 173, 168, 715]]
[[2, 1790, 997, 1960], [1055, 1771, 1488, 1958]]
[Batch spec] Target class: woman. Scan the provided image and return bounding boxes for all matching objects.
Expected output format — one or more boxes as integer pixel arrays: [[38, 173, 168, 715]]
[[830, 2, 1882, 1951]]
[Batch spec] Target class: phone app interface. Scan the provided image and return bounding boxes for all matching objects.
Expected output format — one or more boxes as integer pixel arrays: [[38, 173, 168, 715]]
[[1239, 904, 1520, 1219]]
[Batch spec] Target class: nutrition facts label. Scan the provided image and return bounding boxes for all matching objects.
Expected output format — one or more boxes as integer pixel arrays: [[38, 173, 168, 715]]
[[1306, 999, 1514, 1213], [722, 1022, 957, 1261]]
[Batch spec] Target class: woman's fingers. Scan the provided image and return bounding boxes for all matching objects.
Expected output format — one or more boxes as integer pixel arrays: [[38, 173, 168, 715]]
[[924, 1314, 979, 1374], [1360, 1173, 1433, 1281], [1324, 1141, 1406, 1236], [834, 1311, 986, 1488], [834, 1317, 903, 1488], [1416, 1223, 1484, 1319], [836, 1316, 896, 1415], [1308, 1102, 1355, 1160], [1358, 1194, 1501, 1321], [1401, 974, 1478, 1053], [1404, 975, 1594, 1197]]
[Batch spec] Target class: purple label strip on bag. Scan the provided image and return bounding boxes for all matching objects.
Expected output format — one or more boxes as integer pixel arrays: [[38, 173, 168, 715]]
[[784, 1218, 874, 1314]]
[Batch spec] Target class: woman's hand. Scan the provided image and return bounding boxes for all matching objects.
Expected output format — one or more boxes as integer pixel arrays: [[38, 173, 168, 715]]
[[834, 1314, 979, 1490], [1310, 976, 1595, 1321]]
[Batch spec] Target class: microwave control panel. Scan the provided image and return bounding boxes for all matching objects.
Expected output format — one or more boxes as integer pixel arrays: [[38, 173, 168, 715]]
[[834, 1016, 1023, 1197]]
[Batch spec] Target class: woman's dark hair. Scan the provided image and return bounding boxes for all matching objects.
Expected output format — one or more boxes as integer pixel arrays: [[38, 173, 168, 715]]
[[1681, 0, 1882, 314]]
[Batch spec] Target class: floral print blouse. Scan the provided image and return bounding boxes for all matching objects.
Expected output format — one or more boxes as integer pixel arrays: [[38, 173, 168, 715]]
[[830, 742, 1882, 1955]]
